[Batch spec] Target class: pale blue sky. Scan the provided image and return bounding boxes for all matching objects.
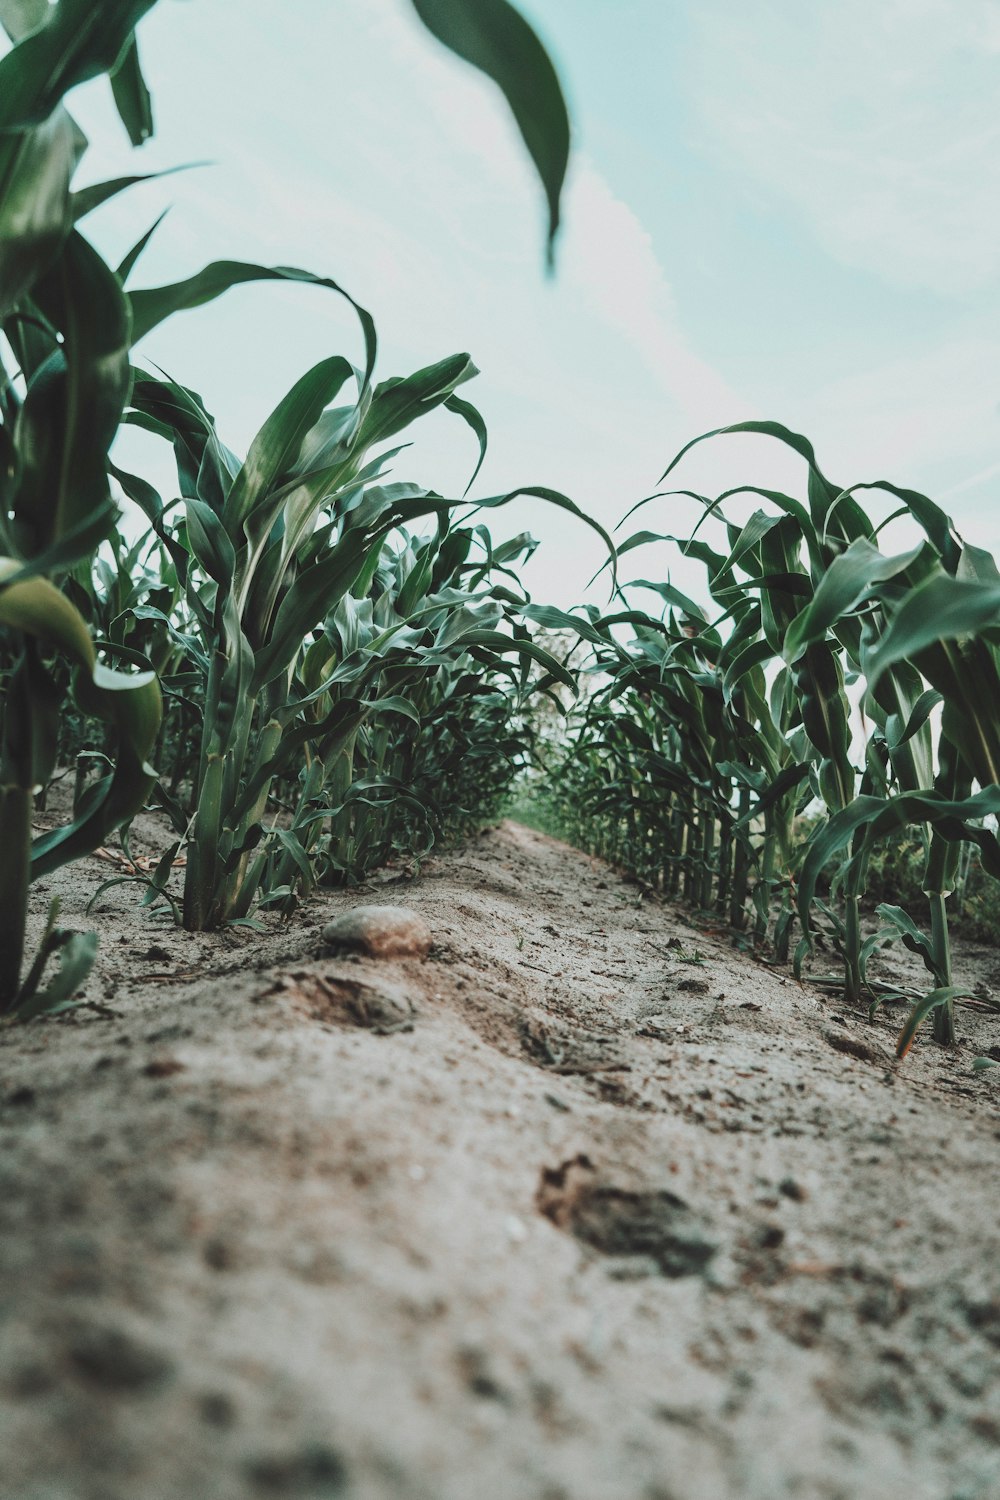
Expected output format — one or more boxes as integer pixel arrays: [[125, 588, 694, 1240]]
[[57, 0, 1000, 608]]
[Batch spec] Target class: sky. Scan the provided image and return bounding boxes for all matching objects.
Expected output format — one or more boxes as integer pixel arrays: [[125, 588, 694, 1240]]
[[54, 0, 1000, 612]]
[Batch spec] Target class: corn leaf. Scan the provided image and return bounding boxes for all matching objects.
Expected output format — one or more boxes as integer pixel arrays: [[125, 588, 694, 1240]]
[[0, 0, 158, 128], [108, 34, 152, 145], [410, 0, 569, 267], [128, 261, 377, 392]]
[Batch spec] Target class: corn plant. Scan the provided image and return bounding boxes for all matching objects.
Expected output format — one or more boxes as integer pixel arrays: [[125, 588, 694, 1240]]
[[0, 0, 163, 1016], [0, 0, 578, 1005], [530, 421, 1000, 1057], [110, 349, 599, 929]]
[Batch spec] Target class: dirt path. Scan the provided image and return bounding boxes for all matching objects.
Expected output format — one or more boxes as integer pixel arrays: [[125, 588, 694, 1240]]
[[2, 820, 999, 1500]]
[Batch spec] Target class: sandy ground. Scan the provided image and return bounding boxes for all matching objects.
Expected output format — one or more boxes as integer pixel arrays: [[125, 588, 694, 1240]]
[[2, 817, 999, 1500]]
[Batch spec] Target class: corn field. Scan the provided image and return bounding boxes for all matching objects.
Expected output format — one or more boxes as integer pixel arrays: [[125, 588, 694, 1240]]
[[0, 0, 585, 1014], [527, 422, 1000, 1058], [1, 0, 998, 1070]]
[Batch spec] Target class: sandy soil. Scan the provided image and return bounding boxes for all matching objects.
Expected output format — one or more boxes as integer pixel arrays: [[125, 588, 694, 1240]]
[[2, 817, 999, 1500]]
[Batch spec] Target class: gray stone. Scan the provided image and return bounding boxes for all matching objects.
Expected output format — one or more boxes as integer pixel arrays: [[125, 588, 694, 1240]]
[[321, 905, 432, 960]]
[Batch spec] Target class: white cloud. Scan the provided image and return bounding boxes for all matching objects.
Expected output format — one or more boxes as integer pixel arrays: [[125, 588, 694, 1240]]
[[561, 163, 748, 430], [691, 0, 1000, 294]]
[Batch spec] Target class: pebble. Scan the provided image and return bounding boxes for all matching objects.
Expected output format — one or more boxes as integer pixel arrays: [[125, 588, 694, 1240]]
[[321, 906, 432, 959], [65, 1320, 174, 1392]]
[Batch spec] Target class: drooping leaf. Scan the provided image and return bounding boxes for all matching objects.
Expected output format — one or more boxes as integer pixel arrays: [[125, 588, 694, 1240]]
[[108, 34, 152, 144], [128, 260, 377, 392], [410, 0, 570, 266], [0, 105, 78, 316], [0, 0, 158, 129], [896, 986, 976, 1059], [15, 230, 131, 550]]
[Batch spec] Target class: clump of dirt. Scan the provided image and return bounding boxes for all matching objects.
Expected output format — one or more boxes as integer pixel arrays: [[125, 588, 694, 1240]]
[[1, 817, 999, 1500], [536, 1154, 718, 1277]]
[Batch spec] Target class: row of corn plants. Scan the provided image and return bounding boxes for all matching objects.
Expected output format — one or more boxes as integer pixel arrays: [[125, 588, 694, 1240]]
[[0, 0, 582, 1012], [529, 421, 1000, 1058]]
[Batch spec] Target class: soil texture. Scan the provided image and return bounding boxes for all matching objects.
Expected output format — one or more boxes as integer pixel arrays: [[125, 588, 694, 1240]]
[[2, 819, 999, 1500]]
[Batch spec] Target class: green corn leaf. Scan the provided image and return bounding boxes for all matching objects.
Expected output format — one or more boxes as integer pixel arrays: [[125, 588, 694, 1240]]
[[659, 420, 831, 491], [0, 558, 97, 666], [225, 354, 357, 536], [71, 164, 197, 223], [896, 986, 976, 1060], [520, 603, 620, 651], [14, 929, 98, 1021], [114, 211, 169, 286], [873, 902, 936, 973], [0, 0, 158, 128], [128, 261, 377, 391], [715, 509, 789, 580], [31, 661, 162, 877], [862, 571, 1000, 689], [270, 829, 313, 885], [16, 230, 131, 550], [433, 599, 503, 648], [782, 538, 925, 665], [798, 786, 1000, 941], [108, 34, 152, 144], [0, 568, 164, 885], [410, 0, 570, 267], [127, 372, 239, 509], [626, 579, 709, 623], [250, 530, 379, 689], [471, 486, 617, 580], [0, 105, 78, 317], [721, 637, 771, 703], [885, 688, 941, 750], [712, 486, 814, 544], [793, 642, 853, 811], [866, 661, 937, 795], [843, 480, 960, 574], [185, 497, 237, 587], [444, 392, 488, 494], [957, 539, 1000, 585], [368, 695, 421, 725], [658, 421, 872, 547], [460, 629, 576, 689], [0, 498, 118, 584], [732, 762, 810, 829], [357, 353, 478, 450]]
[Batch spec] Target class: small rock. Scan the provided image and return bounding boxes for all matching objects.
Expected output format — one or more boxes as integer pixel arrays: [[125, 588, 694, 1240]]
[[198, 1390, 237, 1427], [246, 1442, 347, 1494], [143, 1056, 185, 1078], [203, 1236, 237, 1271], [456, 1345, 511, 1403], [66, 1321, 173, 1392], [321, 906, 432, 959]]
